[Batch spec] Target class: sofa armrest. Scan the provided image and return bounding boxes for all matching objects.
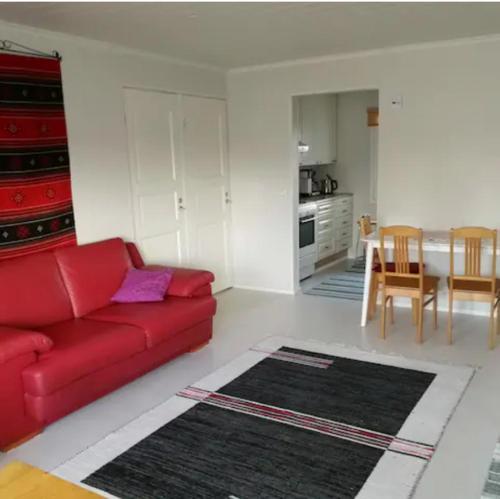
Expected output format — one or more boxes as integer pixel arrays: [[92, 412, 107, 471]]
[[0, 327, 51, 449], [142, 265, 214, 297], [126, 242, 145, 268], [0, 327, 53, 365]]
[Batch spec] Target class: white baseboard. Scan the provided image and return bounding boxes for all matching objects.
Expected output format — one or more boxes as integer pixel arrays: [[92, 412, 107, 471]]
[[232, 285, 296, 295]]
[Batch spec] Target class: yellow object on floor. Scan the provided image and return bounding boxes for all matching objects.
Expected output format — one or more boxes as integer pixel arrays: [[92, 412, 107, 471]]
[[0, 460, 102, 498]]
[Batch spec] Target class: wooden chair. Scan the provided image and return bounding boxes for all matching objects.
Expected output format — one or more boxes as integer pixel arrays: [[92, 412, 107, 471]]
[[378, 226, 440, 343], [447, 227, 500, 349], [359, 216, 421, 321]]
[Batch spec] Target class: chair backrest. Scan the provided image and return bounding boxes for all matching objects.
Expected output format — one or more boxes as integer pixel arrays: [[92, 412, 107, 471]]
[[358, 215, 373, 238], [449, 227, 497, 291], [379, 225, 424, 284]]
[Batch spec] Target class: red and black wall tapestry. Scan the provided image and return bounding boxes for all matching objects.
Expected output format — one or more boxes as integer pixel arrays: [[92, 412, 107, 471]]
[[0, 53, 76, 260]]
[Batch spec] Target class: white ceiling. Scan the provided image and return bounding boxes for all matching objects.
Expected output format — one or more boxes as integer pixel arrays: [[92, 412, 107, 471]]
[[1, 2, 500, 69]]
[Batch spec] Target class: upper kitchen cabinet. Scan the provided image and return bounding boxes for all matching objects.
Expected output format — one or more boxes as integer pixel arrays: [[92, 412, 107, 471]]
[[297, 94, 337, 166]]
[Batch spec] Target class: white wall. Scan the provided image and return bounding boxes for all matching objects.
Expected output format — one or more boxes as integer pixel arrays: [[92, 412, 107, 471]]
[[228, 37, 500, 293], [335, 90, 378, 257], [0, 21, 226, 244]]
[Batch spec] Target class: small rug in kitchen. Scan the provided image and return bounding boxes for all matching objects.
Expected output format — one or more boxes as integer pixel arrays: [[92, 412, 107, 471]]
[[54, 337, 474, 499], [302, 270, 364, 301], [482, 438, 500, 498]]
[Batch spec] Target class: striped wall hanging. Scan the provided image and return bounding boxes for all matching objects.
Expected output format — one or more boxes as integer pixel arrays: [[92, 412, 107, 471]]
[[0, 52, 76, 260]]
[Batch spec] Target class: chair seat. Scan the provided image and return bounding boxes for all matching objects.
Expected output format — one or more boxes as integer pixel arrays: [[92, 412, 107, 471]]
[[385, 275, 439, 294], [447, 277, 500, 294], [372, 262, 423, 273]]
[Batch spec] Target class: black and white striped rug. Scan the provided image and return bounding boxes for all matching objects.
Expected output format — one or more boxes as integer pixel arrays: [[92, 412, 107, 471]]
[[303, 271, 365, 301], [54, 338, 474, 499], [482, 439, 500, 498], [303, 258, 366, 301]]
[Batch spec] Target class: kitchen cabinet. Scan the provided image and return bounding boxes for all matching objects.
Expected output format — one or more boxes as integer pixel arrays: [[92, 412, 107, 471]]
[[315, 195, 353, 262], [298, 94, 337, 166]]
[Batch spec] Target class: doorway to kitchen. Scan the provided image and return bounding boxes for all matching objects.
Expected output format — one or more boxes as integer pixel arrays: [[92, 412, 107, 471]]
[[293, 89, 379, 298]]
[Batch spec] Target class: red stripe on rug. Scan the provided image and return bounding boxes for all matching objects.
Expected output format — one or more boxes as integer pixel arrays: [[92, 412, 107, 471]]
[[178, 387, 435, 461], [251, 347, 334, 368]]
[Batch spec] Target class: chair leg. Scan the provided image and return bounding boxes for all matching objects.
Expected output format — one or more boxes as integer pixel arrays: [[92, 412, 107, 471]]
[[380, 294, 387, 340], [411, 298, 417, 325], [447, 292, 453, 345], [417, 298, 424, 344], [389, 296, 395, 324], [433, 292, 438, 330], [489, 300, 496, 350], [368, 273, 377, 320], [370, 288, 376, 319], [372, 280, 379, 318]]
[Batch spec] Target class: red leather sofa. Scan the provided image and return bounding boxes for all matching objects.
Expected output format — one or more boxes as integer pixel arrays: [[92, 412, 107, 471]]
[[0, 238, 216, 450]]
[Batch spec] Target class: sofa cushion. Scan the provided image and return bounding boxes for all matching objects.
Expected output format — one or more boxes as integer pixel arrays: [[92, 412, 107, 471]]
[[55, 238, 132, 317], [86, 296, 217, 348], [0, 252, 74, 329], [112, 268, 173, 303], [22, 318, 146, 397]]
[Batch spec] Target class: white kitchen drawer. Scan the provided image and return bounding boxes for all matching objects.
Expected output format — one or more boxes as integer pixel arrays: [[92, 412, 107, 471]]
[[317, 218, 334, 232], [335, 226, 352, 241], [317, 240, 335, 260], [299, 252, 316, 278], [335, 236, 352, 253], [300, 252, 316, 268], [333, 204, 352, 218], [317, 199, 335, 209], [333, 196, 352, 205], [317, 204, 335, 218], [317, 227, 334, 243], [334, 214, 352, 229], [317, 211, 334, 223]]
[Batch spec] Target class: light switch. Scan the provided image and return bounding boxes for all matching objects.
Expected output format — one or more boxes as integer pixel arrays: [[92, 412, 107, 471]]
[[391, 96, 403, 109]]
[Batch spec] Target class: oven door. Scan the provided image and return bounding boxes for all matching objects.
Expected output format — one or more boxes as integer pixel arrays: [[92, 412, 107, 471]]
[[299, 216, 316, 256]]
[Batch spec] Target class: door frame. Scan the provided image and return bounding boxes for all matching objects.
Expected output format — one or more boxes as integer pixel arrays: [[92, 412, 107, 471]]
[[290, 86, 380, 293], [121, 85, 233, 290]]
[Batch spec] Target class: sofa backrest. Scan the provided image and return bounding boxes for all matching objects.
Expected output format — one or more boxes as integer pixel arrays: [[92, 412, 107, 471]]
[[55, 238, 132, 317], [0, 252, 74, 329]]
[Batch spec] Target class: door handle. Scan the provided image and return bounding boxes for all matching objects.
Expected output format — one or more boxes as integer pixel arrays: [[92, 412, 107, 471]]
[[178, 197, 186, 210], [225, 192, 232, 204]]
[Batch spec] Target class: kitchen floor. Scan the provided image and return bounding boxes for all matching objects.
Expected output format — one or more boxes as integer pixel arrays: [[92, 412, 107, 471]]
[[1, 286, 498, 498]]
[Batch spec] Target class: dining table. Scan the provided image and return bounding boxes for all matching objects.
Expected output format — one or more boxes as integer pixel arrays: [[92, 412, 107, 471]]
[[360, 230, 500, 327]]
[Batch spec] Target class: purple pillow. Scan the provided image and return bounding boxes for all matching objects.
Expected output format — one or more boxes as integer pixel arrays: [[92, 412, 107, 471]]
[[111, 268, 173, 303]]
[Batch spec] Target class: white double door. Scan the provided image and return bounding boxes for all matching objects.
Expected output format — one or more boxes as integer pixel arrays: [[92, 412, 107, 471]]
[[124, 88, 232, 293]]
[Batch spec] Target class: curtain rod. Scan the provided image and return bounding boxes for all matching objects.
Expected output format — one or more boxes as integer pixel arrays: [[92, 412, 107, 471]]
[[0, 40, 61, 61]]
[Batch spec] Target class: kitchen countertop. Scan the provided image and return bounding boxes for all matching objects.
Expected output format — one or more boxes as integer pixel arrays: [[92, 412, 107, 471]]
[[299, 192, 353, 204]]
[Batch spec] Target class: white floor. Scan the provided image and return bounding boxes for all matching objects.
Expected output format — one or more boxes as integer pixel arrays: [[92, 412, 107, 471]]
[[1, 286, 499, 498]]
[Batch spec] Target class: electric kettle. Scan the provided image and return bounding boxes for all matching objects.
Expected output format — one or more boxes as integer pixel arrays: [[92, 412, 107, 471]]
[[322, 175, 338, 194]]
